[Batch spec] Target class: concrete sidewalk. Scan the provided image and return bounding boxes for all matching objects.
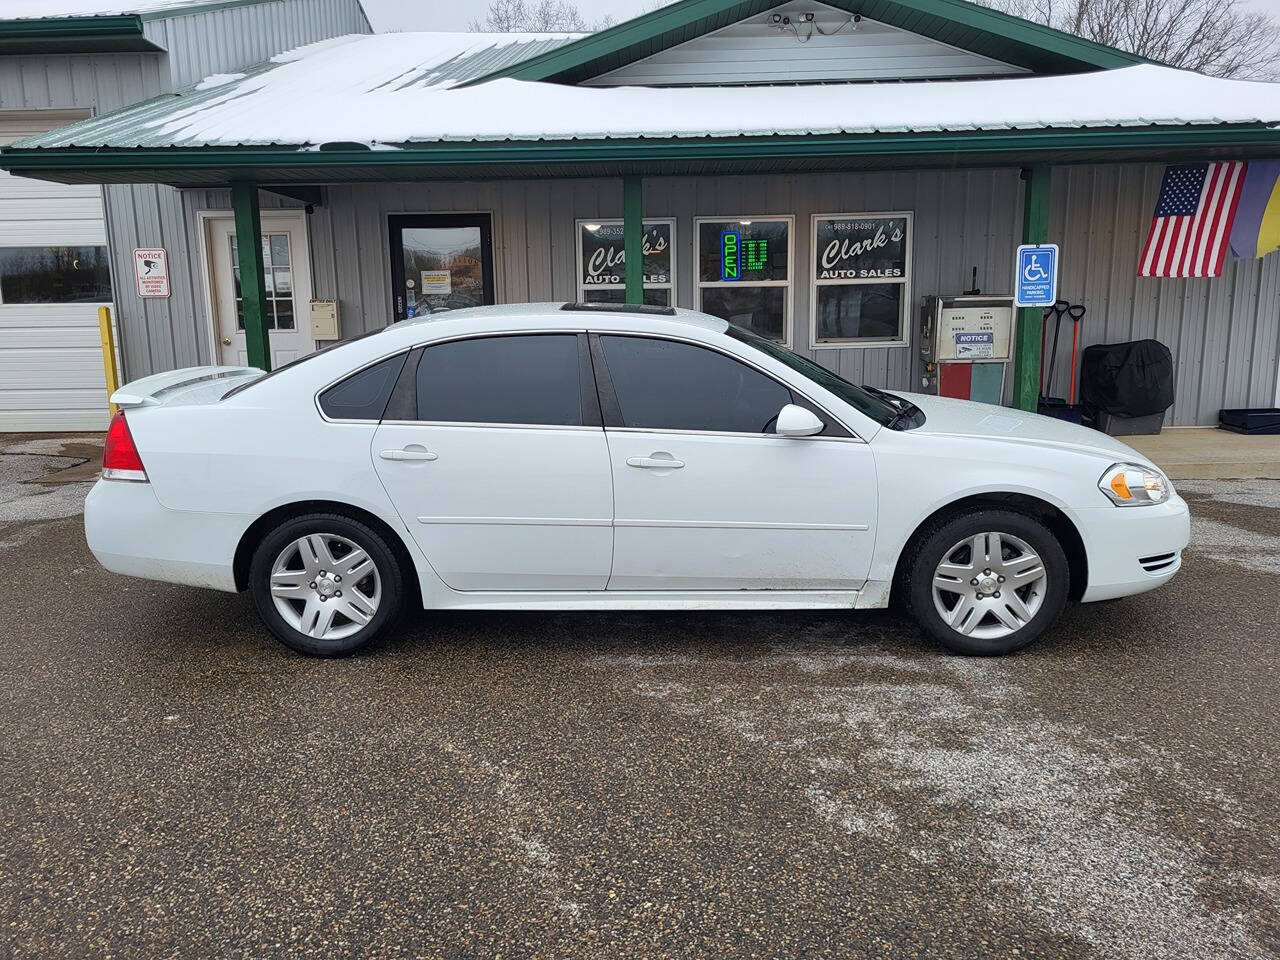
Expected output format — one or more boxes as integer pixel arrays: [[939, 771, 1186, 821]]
[[1126, 427, 1280, 480]]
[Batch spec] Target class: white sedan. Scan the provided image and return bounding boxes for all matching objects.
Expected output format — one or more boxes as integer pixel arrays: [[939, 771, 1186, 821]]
[[86, 303, 1190, 657]]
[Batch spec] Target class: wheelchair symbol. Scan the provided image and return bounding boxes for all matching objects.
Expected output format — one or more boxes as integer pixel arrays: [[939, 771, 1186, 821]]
[[1023, 255, 1049, 282]]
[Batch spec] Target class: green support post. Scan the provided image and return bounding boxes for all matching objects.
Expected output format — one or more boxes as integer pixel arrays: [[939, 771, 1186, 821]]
[[231, 181, 271, 372], [1011, 166, 1052, 412], [623, 175, 643, 305]]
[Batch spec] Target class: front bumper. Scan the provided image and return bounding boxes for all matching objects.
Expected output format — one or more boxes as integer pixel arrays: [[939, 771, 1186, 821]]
[[1076, 493, 1191, 602], [84, 479, 243, 592]]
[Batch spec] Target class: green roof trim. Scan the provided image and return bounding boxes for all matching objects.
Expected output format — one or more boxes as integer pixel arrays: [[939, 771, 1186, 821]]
[[0, 15, 161, 54], [463, 0, 1145, 86], [4, 124, 1276, 185]]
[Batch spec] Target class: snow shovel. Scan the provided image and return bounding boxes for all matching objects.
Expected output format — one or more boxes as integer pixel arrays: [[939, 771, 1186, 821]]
[[1066, 303, 1086, 405], [1039, 300, 1069, 404]]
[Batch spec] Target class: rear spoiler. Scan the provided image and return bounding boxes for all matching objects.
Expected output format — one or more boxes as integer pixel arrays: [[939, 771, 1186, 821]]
[[110, 365, 263, 408]]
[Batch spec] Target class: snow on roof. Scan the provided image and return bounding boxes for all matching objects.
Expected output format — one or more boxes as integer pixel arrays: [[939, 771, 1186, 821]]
[[1, 0, 230, 19], [12, 32, 1280, 151]]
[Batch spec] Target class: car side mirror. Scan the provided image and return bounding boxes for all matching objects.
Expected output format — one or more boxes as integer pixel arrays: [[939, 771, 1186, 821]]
[[775, 403, 824, 438]]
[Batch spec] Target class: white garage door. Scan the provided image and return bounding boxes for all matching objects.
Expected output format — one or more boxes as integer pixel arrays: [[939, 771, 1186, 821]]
[[0, 110, 116, 433]]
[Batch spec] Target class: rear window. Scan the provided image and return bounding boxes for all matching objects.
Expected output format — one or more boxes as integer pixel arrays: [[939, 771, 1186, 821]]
[[414, 334, 583, 426], [222, 327, 392, 400], [318, 353, 408, 421]]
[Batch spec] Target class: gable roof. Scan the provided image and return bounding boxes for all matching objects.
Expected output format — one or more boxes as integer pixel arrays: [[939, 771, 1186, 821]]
[[16, 51, 1279, 151], [3, 36, 1277, 187], [465, 0, 1144, 86]]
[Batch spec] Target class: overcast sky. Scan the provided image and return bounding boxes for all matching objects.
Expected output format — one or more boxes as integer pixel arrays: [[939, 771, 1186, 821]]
[[360, 0, 1280, 31], [360, 0, 660, 31]]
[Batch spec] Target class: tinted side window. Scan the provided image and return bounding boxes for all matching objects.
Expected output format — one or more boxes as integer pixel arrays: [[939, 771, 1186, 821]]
[[599, 336, 791, 433], [318, 352, 407, 421], [416, 335, 582, 426]]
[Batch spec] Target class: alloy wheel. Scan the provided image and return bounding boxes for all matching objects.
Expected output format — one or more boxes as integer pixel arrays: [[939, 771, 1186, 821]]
[[268, 533, 382, 641], [931, 531, 1047, 640]]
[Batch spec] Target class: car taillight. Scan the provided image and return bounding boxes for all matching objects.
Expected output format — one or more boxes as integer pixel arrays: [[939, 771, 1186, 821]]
[[102, 411, 148, 482]]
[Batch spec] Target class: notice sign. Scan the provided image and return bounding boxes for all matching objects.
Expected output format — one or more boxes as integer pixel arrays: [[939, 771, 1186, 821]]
[[954, 331, 995, 359], [421, 270, 452, 296], [814, 215, 908, 281], [133, 248, 170, 298]]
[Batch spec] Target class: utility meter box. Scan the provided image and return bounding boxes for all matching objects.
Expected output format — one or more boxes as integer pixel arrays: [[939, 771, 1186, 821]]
[[920, 295, 1015, 405], [310, 299, 340, 341]]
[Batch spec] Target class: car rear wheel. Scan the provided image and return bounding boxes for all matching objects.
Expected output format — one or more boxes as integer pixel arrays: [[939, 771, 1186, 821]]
[[249, 513, 404, 657], [904, 509, 1069, 655]]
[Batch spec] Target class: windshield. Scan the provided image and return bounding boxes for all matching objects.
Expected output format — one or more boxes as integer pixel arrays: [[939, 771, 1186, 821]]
[[725, 325, 900, 427]]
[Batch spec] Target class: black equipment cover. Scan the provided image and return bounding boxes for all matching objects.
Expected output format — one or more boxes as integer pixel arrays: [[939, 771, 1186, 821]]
[[1080, 339, 1175, 419]]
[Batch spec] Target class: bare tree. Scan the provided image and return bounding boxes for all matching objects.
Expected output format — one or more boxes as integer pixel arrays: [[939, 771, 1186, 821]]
[[975, 0, 1280, 78], [468, 0, 614, 32]]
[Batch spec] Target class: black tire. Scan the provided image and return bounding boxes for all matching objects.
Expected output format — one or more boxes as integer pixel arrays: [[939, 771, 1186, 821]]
[[249, 512, 405, 657], [902, 508, 1069, 656]]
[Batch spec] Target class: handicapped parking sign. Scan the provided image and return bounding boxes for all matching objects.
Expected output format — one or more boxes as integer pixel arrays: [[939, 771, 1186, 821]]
[[1014, 243, 1059, 307]]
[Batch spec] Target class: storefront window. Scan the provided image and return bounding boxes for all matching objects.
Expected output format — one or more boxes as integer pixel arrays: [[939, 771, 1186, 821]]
[[0, 246, 112, 304], [696, 217, 791, 343], [577, 219, 674, 307], [811, 213, 912, 346]]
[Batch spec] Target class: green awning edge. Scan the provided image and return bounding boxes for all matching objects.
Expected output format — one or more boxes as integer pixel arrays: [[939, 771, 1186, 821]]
[[3, 124, 1277, 184], [460, 0, 1146, 87], [0, 15, 163, 54]]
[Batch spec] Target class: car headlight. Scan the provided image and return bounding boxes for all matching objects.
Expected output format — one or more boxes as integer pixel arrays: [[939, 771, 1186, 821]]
[[1098, 463, 1170, 506]]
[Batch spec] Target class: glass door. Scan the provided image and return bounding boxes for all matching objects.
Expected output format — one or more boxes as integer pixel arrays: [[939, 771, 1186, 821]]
[[388, 214, 495, 321], [208, 214, 314, 369]]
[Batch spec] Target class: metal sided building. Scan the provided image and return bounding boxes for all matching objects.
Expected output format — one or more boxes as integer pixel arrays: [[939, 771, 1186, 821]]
[[2, 0, 1279, 430], [0, 0, 371, 430]]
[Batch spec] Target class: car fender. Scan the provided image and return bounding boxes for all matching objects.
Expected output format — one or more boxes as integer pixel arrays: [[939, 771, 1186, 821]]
[[866, 429, 1108, 583]]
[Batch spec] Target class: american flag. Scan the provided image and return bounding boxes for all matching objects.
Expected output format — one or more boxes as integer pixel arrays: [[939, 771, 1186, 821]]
[[1138, 163, 1245, 278]]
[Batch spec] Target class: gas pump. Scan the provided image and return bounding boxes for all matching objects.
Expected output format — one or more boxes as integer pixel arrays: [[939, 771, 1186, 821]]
[[919, 295, 1015, 406]]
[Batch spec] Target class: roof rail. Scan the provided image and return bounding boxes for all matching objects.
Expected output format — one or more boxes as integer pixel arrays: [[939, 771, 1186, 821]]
[[560, 302, 677, 316]]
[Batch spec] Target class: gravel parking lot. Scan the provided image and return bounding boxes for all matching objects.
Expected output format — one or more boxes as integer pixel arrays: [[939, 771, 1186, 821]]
[[1, 440, 1277, 959]]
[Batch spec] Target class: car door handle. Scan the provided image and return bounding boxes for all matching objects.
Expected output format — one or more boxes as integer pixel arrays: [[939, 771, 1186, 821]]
[[379, 447, 437, 462], [626, 456, 684, 469]]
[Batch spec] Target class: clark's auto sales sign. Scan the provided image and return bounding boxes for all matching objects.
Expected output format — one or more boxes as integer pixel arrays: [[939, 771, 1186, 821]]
[[814, 215, 908, 281], [580, 221, 672, 287]]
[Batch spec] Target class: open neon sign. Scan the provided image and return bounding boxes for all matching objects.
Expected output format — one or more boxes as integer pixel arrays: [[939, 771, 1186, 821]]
[[721, 229, 741, 281]]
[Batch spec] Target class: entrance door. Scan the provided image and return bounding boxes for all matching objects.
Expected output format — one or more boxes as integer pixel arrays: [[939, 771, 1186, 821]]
[[389, 214, 495, 321], [207, 214, 314, 368]]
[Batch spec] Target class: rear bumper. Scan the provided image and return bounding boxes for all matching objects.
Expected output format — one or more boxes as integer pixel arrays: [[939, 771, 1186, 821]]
[[84, 479, 243, 592], [1077, 494, 1191, 602]]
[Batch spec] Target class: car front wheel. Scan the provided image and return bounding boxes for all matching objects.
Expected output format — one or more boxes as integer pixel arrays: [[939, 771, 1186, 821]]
[[249, 513, 404, 657], [904, 509, 1069, 655]]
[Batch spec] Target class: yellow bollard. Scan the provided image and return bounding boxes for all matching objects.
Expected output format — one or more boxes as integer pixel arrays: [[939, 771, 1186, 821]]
[[97, 305, 121, 416]]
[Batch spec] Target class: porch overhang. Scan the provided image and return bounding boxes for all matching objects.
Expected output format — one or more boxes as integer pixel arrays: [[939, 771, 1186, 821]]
[[5, 125, 1280, 187]]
